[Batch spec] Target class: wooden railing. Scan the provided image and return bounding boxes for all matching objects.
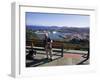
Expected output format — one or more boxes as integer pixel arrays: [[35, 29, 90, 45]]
[[26, 39, 64, 57], [77, 49, 89, 65], [26, 38, 89, 50]]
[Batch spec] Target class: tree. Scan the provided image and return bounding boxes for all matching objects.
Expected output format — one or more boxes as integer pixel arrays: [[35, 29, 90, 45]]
[[26, 28, 38, 41]]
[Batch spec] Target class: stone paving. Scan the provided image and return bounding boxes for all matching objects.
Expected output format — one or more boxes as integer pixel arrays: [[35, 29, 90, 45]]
[[26, 51, 89, 67]]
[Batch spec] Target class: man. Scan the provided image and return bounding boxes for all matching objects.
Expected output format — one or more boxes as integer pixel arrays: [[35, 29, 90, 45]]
[[44, 32, 53, 60]]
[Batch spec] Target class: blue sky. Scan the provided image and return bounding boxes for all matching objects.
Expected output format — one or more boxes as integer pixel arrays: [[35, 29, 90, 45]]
[[26, 12, 90, 28]]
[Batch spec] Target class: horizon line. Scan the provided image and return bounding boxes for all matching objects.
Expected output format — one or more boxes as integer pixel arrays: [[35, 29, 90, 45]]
[[26, 24, 89, 28]]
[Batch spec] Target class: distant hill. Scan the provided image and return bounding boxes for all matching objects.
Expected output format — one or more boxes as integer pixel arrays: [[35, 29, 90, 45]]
[[26, 25, 60, 31], [26, 25, 89, 34], [59, 27, 89, 34]]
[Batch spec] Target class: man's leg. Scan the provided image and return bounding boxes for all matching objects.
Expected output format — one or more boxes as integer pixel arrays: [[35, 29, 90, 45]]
[[49, 49, 52, 60], [45, 45, 49, 59], [46, 49, 49, 59]]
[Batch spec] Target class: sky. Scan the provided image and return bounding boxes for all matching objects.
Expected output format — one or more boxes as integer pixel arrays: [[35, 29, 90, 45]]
[[26, 12, 90, 28]]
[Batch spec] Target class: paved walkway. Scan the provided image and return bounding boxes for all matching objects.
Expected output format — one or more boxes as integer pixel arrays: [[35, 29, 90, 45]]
[[26, 51, 89, 67]]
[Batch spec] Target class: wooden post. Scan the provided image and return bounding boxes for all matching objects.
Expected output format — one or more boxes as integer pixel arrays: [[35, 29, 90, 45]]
[[61, 44, 64, 57], [31, 41, 34, 49], [77, 49, 89, 65]]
